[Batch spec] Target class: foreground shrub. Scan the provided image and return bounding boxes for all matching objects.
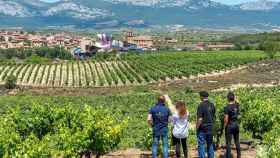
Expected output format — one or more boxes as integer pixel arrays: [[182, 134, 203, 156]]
[[4, 75, 17, 89], [256, 126, 280, 158], [262, 125, 280, 158], [241, 99, 279, 139], [0, 104, 127, 158]]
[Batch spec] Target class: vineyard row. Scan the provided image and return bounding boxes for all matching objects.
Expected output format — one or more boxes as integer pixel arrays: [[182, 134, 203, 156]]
[[0, 51, 264, 87], [0, 61, 152, 87]]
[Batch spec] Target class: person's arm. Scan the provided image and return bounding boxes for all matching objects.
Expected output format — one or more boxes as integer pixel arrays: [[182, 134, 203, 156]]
[[224, 114, 229, 127], [213, 103, 216, 121], [147, 114, 153, 127], [147, 108, 153, 127], [196, 105, 203, 130], [196, 118, 203, 130], [164, 94, 176, 114], [224, 106, 229, 128]]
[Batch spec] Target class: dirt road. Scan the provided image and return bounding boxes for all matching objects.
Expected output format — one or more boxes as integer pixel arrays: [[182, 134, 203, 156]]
[[101, 145, 256, 158]]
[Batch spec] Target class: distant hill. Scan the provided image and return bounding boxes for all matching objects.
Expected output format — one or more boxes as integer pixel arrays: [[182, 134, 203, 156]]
[[0, 0, 280, 30]]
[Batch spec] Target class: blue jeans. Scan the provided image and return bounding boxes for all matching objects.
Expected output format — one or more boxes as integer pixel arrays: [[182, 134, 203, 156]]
[[197, 130, 214, 158], [152, 134, 169, 158]]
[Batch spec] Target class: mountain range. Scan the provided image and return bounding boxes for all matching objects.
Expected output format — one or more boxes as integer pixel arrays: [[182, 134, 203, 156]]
[[0, 0, 280, 30]]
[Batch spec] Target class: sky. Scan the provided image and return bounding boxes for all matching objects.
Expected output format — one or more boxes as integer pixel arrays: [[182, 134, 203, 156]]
[[41, 0, 280, 5]]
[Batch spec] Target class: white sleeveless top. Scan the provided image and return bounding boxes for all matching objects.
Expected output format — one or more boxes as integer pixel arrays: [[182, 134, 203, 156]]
[[172, 112, 189, 139]]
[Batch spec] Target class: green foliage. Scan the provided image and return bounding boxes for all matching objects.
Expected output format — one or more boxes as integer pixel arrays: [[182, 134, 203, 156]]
[[4, 75, 17, 89], [135, 128, 153, 150], [0, 47, 72, 61], [122, 51, 265, 81], [262, 124, 280, 157], [242, 99, 278, 138], [24, 54, 49, 64], [227, 32, 280, 53], [94, 53, 116, 61], [0, 103, 127, 158], [0, 84, 279, 158], [184, 86, 193, 94], [259, 41, 280, 59], [226, 32, 280, 46], [0, 51, 266, 87], [235, 88, 280, 158]]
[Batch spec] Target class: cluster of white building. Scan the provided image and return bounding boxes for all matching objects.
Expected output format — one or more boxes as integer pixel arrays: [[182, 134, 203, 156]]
[[0, 30, 94, 52], [0, 30, 235, 57], [0, 30, 155, 53]]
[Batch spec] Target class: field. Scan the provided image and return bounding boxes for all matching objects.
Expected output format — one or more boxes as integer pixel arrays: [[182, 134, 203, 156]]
[[0, 50, 279, 158], [0, 87, 279, 157], [0, 51, 265, 87]]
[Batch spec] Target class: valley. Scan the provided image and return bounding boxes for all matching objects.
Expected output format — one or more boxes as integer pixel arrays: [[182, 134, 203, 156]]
[[0, 1, 280, 157]]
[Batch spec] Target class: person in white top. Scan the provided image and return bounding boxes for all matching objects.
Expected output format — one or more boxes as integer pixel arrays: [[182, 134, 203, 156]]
[[164, 95, 189, 158]]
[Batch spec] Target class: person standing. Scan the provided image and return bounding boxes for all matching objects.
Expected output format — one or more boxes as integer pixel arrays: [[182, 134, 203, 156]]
[[147, 95, 171, 158], [164, 95, 189, 158], [172, 101, 189, 158], [224, 92, 241, 158], [196, 91, 216, 158]]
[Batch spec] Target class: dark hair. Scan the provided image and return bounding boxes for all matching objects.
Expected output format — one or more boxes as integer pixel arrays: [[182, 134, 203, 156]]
[[158, 95, 166, 103], [199, 91, 209, 98], [227, 92, 235, 102]]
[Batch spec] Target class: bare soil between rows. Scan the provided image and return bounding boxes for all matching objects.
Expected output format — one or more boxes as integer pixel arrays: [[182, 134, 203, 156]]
[[153, 60, 280, 92], [2, 59, 280, 96]]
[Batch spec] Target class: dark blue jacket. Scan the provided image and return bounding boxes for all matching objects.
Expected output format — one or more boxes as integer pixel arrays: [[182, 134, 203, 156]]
[[149, 102, 171, 137]]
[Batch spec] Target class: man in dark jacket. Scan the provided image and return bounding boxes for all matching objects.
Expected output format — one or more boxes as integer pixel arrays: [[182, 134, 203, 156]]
[[224, 92, 241, 158], [196, 91, 215, 158], [147, 95, 171, 158]]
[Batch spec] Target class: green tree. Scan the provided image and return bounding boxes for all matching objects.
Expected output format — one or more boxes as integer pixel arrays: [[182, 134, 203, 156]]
[[5, 75, 17, 89], [260, 41, 280, 59]]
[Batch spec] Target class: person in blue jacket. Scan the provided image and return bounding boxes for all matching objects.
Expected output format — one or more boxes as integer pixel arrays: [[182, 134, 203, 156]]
[[147, 95, 171, 158]]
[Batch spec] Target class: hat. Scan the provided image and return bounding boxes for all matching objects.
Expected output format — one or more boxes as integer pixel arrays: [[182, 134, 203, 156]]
[[199, 91, 209, 98], [227, 92, 235, 101]]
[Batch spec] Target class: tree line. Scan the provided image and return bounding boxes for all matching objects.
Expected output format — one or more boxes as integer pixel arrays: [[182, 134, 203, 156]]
[[0, 47, 73, 61], [225, 32, 280, 58]]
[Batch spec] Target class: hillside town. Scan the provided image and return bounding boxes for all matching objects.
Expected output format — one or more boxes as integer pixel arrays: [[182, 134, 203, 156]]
[[0, 30, 235, 59]]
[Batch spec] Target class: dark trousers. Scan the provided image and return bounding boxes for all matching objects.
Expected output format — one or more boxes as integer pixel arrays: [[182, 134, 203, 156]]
[[225, 123, 241, 158], [172, 135, 188, 158]]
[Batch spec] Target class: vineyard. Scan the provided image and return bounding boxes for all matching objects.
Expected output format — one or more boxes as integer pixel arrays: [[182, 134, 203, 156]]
[[0, 87, 279, 157], [0, 51, 265, 87]]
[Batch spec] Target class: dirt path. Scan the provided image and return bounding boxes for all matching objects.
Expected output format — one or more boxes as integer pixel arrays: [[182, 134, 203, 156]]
[[151, 60, 280, 93], [101, 145, 256, 158]]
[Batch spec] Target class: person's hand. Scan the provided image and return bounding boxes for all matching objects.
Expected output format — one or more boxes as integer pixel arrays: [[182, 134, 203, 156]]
[[147, 114, 153, 127], [164, 94, 172, 105], [148, 120, 153, 127]]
